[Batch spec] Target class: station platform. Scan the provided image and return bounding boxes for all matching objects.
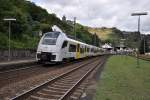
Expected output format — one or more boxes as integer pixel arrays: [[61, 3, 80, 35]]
[[0, 59, 37, 71]]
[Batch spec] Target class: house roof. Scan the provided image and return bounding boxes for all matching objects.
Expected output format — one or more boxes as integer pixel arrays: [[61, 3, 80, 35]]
[[102, 43, 113, 49]]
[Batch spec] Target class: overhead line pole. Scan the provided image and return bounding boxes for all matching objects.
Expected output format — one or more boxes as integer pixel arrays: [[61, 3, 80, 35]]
[[74, 17, 76, 40], [131, 12, 148, 67]]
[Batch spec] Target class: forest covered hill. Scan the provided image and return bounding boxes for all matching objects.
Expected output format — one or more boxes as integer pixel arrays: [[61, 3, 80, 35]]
[[0, 0, 148, 50], [88, 27, 148, 48], [0, 0, 100, 49]]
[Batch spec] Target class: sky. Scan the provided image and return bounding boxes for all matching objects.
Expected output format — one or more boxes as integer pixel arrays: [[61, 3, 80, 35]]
[[29, 0, 150, 34]]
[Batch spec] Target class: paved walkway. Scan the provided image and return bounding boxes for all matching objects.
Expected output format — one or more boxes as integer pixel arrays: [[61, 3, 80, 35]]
[[0, 59, 36, 67]]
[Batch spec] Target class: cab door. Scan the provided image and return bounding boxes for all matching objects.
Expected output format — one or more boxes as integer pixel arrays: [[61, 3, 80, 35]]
[[76, 44, 80, 59], [61, 41, 68, 60]]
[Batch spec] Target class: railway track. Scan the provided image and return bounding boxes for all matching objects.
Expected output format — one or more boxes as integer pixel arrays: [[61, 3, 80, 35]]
[[11, 56, 106, 100], [0, 58, 94, 88], [0, 58, 88, 74]]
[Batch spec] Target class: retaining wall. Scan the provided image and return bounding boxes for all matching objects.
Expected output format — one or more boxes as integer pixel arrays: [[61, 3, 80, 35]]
[[0, 49, 36, 62]]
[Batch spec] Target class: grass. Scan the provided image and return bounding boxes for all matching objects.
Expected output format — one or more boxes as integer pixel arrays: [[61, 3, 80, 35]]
[[94, 55, 150, 100]]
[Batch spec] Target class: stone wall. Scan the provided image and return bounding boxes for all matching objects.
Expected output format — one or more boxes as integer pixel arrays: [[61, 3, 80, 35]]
[[0, 49, 36, 62]]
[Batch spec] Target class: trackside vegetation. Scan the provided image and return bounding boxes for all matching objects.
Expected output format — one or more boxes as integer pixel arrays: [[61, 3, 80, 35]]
[[0, 0, 100, 49], [94, 55, 150, 100]]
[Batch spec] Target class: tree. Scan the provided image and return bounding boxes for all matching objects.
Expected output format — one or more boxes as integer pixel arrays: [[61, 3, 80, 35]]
[[139, 37, 149, 54]]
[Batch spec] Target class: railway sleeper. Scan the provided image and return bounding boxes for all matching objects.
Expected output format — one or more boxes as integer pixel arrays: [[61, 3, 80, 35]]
[[62, 76, 81, 80], [63, 74, 82, 78], [47, 86, 68, 91], [29, 95, 55, 100], [51, 84, 72, 89], [55, 80, 76, 84], [70, 95, 79, 100], [75, 88, 83, 93], [72, 91, 82, 97], [54, 82, 74, 87], [60, 78, 79, 82], [69, 85, 87, 99], [32, 91, 61, 99], [70, 89, 83, 98], [76, 85, 85, 90], [39, 89, 65, 95]]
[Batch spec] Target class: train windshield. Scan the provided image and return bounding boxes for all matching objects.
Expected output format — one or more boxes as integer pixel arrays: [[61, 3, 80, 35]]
[[44, 32, 60, 38], [42, 32, 60, 45]]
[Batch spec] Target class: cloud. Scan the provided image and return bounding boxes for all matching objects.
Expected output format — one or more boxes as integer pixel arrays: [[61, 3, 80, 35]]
[[29, 0, 150, 34]]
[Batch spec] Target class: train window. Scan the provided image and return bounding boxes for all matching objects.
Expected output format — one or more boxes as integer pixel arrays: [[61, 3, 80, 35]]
[[91, 48, 94, 52], [85, 47, 86, 52], [80, 48, 82, 53], [42, 38, 56, 45], [42, 32, 60, 45], [69, 44, 76, 52], [62, 41, 68, 48], [80, 47, 84, 53], [87, 48, 89, 52], [44, 32, 60, 38]]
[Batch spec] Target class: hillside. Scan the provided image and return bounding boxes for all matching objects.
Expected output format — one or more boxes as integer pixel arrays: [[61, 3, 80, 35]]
[[88, 27, 124, 44], [0, 0, 145, 49], [0, 0, 73, 49], [88, 27, 144, 48], [0, 0, 100, 49]]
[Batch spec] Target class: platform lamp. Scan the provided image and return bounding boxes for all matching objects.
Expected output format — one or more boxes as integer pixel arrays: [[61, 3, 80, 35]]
[[3, 18, 16, 61], [131, 12, 148, 67]]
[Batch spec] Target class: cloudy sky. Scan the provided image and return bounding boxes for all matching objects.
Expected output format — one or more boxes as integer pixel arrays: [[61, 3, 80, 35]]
[[29, 0, 150, 34]]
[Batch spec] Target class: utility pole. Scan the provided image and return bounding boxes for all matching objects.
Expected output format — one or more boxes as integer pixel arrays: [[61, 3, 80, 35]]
[[94, 33, 97, 46], [131, 12, 148, 67], [3, 18, 16, 61], [143, 35, 146, 54], [73, 17, 76, 39], [131, 12, 147, 33]]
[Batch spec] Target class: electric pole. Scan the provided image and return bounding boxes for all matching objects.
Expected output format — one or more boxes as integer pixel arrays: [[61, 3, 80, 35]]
[[131, 12, 148, 67], [131, 12, 147, 33], [73, 17, 76, 39], [94, 33, 97, 46]]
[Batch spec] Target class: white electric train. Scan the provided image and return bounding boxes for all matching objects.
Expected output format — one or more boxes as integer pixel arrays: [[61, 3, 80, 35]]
[[36, 25, 103, 63]]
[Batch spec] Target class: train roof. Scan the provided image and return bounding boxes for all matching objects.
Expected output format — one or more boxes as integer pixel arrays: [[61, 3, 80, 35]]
[[65, 33, 100, 49], [47, 30, 101, 49]]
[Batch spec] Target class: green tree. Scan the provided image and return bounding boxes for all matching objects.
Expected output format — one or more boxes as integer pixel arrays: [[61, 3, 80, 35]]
[[139, 37, 149, 54]]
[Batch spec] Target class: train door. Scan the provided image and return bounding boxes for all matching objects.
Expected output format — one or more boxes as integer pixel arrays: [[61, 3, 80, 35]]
[[61, 41, 68, 60], [85, 46, 87, 57], [76, 44, 80, 59]]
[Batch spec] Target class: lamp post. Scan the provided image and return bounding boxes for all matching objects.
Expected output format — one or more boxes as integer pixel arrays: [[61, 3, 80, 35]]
[[131, 12, 148, 33], [131, 12, 148, 67], [3, 18, 16, 61]]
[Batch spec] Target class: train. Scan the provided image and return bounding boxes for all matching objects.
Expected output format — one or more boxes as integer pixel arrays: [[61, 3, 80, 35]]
[[36, 25, 104, 63]]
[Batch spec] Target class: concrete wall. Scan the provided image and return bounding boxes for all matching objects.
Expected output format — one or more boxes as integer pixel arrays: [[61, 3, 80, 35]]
[[0, 49, 36, 62]]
